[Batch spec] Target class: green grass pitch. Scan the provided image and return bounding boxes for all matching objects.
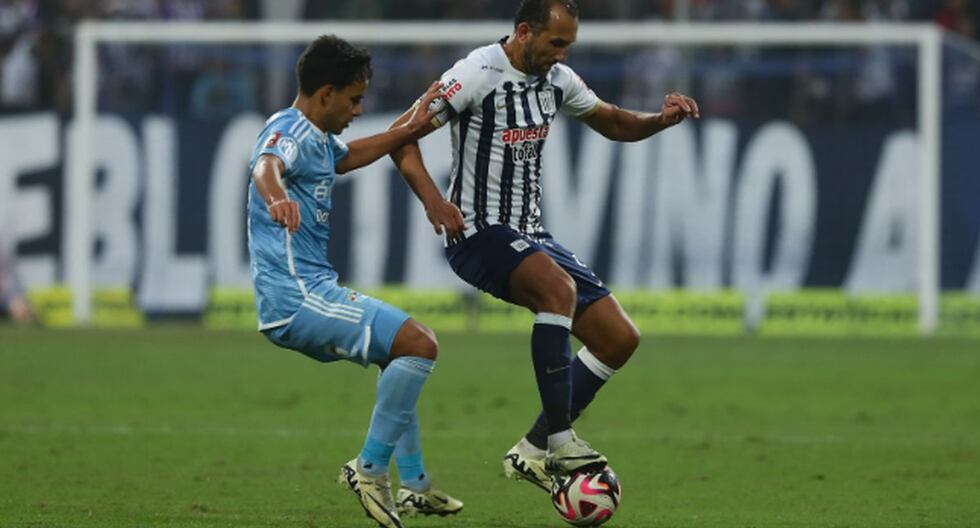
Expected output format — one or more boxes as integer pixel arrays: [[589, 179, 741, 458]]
[[1, 326, 978, 527]]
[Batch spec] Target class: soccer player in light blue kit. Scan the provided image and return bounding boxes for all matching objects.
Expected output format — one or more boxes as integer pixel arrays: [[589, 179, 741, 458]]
[[247, 35, 462, 528]]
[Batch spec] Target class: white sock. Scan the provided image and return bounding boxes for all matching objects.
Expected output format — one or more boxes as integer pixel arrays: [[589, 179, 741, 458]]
[[547, 429, 574, 451], [577, 346, 617, 381], [518, 437, 547, 459]]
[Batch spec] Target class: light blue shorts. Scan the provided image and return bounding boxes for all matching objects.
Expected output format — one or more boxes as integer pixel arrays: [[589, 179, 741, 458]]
[[263, 281, 410, 367]]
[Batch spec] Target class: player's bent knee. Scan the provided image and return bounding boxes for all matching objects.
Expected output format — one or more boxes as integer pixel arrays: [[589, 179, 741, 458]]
[[390, 319, 438, 361], [620, 323, 640, 358], [416, 323, 439, 360], [536, 271, 577, 315], [605, 322, 640, 367]]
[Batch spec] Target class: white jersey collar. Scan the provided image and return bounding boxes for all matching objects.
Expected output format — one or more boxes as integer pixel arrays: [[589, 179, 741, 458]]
[[494, 38, 546, 84], [288, 107, 329, 142]]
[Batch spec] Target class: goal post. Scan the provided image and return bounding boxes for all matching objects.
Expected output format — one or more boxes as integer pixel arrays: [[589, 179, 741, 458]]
[[69, 21, 944, 333]]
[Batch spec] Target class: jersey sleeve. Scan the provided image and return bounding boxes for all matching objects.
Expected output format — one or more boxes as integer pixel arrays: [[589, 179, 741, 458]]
[[328, 134, 349, 162], [430, 56, 487, 127], [555, 65, 600, 118], [257, 126, 301, 173]]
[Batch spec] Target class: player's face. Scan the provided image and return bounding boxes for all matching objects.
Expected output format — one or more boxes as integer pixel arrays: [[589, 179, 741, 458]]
[[322, 79, 368, 134], [523, 7, 577, 76]]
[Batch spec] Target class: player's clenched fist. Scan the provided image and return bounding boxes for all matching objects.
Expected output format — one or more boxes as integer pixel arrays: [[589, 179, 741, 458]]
[[659, 92, 700, 126], [267, 198, 300, 233]]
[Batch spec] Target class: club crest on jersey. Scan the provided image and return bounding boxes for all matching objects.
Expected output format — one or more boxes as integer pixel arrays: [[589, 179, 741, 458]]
[[278, 137, 298, 165], [538, 90, 556, 114], [348, 291, 361, 303]]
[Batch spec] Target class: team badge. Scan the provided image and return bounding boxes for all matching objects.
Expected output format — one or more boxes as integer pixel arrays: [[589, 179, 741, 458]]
[[539, 90, 556, 114], [278, 137, 298, 165]]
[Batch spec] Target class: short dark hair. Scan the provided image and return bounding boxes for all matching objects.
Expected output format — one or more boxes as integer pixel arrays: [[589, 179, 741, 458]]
[[514, 0, 579, 33], [296, 35, 372, 96]]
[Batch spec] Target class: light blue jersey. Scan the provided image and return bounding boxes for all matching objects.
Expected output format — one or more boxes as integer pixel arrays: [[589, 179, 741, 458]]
[[247, 108, 348, 329], [247, 107, 409, 367]]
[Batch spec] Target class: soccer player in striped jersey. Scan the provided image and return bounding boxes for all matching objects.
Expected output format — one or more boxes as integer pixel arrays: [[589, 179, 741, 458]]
[[247, 35, 462, 527], [389, 0, 699, 491]]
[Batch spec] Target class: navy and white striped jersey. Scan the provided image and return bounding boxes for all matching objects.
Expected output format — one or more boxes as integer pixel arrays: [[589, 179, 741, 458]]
[[432, 39, 600, 236]]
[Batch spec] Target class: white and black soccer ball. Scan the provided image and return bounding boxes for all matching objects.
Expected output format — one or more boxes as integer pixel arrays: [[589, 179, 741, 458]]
[[550, 467, 622, 527]]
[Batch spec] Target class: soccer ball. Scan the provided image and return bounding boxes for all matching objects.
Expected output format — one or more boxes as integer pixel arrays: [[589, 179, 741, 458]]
[[550, 467, 622, 526]]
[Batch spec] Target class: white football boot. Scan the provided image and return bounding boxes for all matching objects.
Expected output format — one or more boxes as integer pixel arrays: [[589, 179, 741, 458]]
[[338, 459, 404, 528], [544, 431, 608, 476], [502, 440, 554, 492], [395, 485, 464, 517]]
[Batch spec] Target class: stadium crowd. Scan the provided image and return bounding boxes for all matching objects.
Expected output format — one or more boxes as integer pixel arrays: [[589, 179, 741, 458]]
[[0, 0, 977, 118]]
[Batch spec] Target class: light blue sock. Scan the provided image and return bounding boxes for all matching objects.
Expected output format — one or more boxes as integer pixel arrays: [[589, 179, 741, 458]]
[[359, 357, 434, 476], [395, 413, 431, 492]]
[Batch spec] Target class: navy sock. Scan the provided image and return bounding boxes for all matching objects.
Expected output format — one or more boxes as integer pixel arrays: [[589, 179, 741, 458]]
[[526, 347, 613, 450], [531, 313, 573, 435]]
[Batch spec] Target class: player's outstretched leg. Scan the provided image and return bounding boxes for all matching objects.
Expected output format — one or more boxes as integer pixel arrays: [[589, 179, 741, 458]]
[[393, 403, 463, 516], [338, 319, 437, 528]]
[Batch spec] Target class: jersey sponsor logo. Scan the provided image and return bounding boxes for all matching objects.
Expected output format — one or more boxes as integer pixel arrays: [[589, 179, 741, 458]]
[[481, 64, 505, 73], [314, 179, 331, 201], [501, 125, 550, 145], [444, 80, 464, 100], [279, 137, 298, 165], [512, 141, 540, 163], [264, 131, 282, 148], [316, 209, 329, 224]]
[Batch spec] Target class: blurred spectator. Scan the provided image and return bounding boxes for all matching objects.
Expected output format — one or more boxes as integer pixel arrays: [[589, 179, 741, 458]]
[[787, 0, 903, 125], [0, 243, 35, 325], [0, 0, 39, 110], [0, 0, 975, 122], [1, 28, 38, 108], [189, 57, 257, 119], [934, 0, 979, 40]]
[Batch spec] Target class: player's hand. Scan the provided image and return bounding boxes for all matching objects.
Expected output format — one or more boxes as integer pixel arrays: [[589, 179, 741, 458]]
[[425, 199, 465, 237], [406, 81, 446, 135], [659, 92, 700, 127], [267, 198, 300, 233]]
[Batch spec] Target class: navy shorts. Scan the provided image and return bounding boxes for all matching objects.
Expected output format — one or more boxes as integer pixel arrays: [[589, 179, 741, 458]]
[[445, 225, 610, 308]]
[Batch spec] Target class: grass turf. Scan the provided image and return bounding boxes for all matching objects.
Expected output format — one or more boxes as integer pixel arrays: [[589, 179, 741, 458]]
[[1, 326, 978, 527]]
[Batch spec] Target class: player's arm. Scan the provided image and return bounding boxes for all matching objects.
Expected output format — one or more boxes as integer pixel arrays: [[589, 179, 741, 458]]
[[251, 153, 300, 233], [582, 92, 700, 142], [388, 102, 465, 237], [335, 82, 444, 175]]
